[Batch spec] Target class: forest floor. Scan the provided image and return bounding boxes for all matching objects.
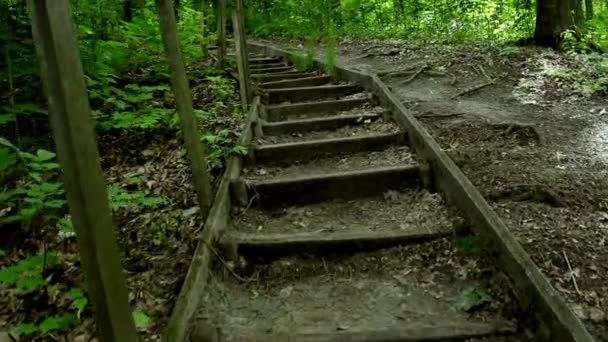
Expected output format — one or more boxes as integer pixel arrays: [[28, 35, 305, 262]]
[[256, 37, 608, 339]]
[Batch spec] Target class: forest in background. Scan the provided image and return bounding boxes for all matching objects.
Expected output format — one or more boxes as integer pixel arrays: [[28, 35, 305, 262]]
[[1, 0, 608, 339]]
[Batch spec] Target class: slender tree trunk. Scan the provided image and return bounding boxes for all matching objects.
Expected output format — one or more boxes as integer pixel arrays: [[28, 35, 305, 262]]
[[534, 0, 576, 46], [585, 0, 594, 19]]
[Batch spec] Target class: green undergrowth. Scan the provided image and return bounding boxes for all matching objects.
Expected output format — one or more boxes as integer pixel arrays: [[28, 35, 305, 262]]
[[1, 0, 240, 339]]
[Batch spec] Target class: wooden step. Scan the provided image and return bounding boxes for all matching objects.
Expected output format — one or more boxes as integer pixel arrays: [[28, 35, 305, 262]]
[[253, 132, 406, 165], [249, 57, 283, 64], [221, 228, 451, 258], [250, 66, 294, 74], [265, 97, 370, 121], [253, 71, 318, 83], [266, 84, 363, 104], [261, 75, 332, 89], [232, 165, 421, 206], [248, 62, 287, 69], [261, 113, 381, 135]]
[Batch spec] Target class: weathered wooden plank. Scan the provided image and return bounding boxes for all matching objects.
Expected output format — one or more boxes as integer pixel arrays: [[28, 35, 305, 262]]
[[27, 1, 137, 340], [156, 0, 213, 220], [235, 165, 420, 206], [192, 318, 517, 342], [265, 97, 370, 121], [232, 0, 252, 111], [266, 84, 362, 104], [221, 228, 450, 258], [261, 113, 380, 135], [252, 71, 318, 82], [250, 65, 294, 74], [253, 132, 406, 165], [261, 75, 332, 89]]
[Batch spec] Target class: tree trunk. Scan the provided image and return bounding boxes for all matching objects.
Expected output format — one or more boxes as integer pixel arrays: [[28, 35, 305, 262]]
[[585, 0, 594, 19], [534, 0, 577, 47]]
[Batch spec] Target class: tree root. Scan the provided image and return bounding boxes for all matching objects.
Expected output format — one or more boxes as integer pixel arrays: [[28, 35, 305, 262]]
[[353, 48, 401, 60], [415, 112, 466, 119], [492, 122, 544, 145], [399, 65, 428, 85], [488, 184, 567, 207], [378, 63, 426, 77], [451, 80, 495, 99]]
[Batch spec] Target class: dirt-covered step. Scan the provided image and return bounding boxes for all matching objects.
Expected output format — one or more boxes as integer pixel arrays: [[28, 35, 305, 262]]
[[231, 165, 420, 207], [249, 56, 283, 65], [253, 71, 318, 83], [265, 84, 363, 104], [261, 75, 332, 89], [250, 65, 295, 74], [248, 62, 288, 70], [261, 112, 383, 135], [243, 146, 415, 181], [194, 239, 520, 341], [251, 132, 406, 166], [264, 96, 371, 122], [258, 117, 399, 145]]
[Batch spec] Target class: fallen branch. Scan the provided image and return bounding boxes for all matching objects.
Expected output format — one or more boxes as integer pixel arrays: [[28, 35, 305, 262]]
[[377, 63, 425, 77], [478, 65, 494, 83], [492, 122, 544, 145], [399, 65, 427, 85], [563, 250, 581, 295], [415, 112, 466, 119], [451, 80, 495, 99]]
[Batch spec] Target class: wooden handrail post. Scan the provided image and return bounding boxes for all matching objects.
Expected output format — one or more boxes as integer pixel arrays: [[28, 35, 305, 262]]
[[232, 0, 252, 111], [155, 0, 213, 221], [27, 1, 138, 340]]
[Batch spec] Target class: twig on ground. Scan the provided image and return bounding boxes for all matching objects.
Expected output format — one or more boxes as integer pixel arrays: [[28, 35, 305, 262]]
[[562, 250, 581, 295], [204, 239, 254, 283], [415, 112, 467, 119], [451, 81, 495, 99], [377, 63, 425, 77], [399, 65, 428, 85], [478, 65, 493, 83], [492, 122, 544, 145]]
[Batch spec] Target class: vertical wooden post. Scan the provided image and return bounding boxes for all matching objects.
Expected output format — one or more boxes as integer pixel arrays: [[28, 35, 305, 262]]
[[232, 0, 252, 111], [216, 0, 227, 69], [155, 0, 213, 221], [26, 1, 138, 341]]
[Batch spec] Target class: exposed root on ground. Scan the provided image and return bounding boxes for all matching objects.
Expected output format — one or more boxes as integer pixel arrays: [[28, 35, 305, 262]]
[[399, 65, 428, 85], [353, 48, 401, 60], [488, 184, 567, 207], [492, 122, 544, 145], [377, 63, 426, 77], [452, 81, 495, 99]]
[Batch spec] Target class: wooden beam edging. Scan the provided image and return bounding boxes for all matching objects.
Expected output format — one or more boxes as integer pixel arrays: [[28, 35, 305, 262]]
[[164, 96, 260, 342], [247, 41, 594, 342]]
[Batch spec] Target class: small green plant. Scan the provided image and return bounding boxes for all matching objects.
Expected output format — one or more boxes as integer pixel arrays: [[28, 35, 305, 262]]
[[0, 253, 59, 290], [325, 24, 338, 79], [498, 46, 520, 58], [206, 75, 234, 102], [132, 310, 151, 329], [17, 313, 78, 336], [108, 184, 166, 210], [452, 286, 493, 312], [453, 236, 481, 256]]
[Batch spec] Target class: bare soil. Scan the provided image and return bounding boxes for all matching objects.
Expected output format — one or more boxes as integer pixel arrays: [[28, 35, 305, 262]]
[[243, 145, 415, 181], [196, 239, 525, 340], [259, 112, 398, 144], [231, 189, 450, 236], [258, 38, 608, 340]]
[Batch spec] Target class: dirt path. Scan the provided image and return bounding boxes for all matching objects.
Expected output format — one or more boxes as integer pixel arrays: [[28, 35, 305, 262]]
[[255, 38, 608, 339]]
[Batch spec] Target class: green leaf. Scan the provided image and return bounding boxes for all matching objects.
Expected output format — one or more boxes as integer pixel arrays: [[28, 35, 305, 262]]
[[36, 149, 56, 161], [231, 145, 248, 156], [45, 199, 67, 209], [39, 313, 77, 333], [132, 310, 150, 329], [453, 286, 493, 312], [0, 147, 18, 172], [0, 137, 17, 150], [0, 114, 15, 125], [70, 287, 88, 318], [17, 323, 38, 335], [139, 197, 165, 207], [0, 249, 5, 257]]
